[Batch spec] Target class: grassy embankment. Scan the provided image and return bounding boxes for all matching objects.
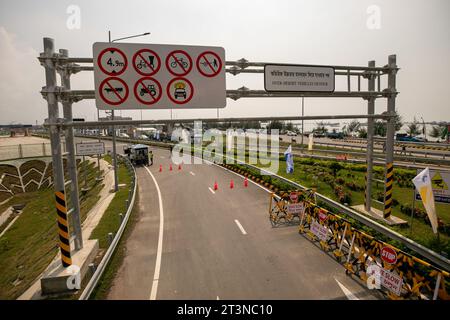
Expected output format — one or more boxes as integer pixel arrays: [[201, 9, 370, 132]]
[[0, 160, 103, 299]]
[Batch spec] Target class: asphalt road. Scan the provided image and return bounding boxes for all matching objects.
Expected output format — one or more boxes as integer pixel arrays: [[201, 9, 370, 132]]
[[104, 146, 380, 300]]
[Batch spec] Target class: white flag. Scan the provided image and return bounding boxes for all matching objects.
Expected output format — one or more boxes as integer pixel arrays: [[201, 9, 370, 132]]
[[412, 168, 438, 234], [284, 145, 294, 174], [308, 133, 314, 151]]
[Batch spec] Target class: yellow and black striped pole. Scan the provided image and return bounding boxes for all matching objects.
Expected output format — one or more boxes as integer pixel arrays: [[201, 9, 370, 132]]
[[55, 190, 72, 267], [383, 162, 394, 218]]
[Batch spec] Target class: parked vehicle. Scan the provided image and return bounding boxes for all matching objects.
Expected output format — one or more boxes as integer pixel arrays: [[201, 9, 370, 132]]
[[286, 131, 297, 136], [326, 132, 344, 139], [396, 133, 420, 142]]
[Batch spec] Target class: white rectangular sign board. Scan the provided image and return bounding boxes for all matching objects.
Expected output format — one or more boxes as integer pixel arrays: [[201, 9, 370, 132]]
[[76, 142, 105, 156], [287, 202, 305, 215], [93, 42, 226, 110], [415, 169, 450, 204], [264, 64, 335, 92], [310, 219, 329, 242]]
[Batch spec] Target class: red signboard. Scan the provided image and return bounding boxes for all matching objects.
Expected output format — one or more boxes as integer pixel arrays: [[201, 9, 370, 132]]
[[318, 209, 328, 222], [381, 246, 397, 264], [289, 192, 298, 202]]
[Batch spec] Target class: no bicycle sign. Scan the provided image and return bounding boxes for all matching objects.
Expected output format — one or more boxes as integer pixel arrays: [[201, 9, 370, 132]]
[[93, 42, 226, 110]]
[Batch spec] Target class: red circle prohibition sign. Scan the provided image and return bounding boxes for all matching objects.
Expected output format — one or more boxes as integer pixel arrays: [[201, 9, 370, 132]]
[[165, 50, 192, 76], [97, 47, 128, 76], [166, 77, 194, 105], [99, 77, 129, 105], [196, 51, 222, 77], [132, 49, 161, 76], [134, 77, 162, 105]]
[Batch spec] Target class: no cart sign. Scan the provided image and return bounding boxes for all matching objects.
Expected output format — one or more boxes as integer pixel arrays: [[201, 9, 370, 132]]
[[93, 42, 226, 110]]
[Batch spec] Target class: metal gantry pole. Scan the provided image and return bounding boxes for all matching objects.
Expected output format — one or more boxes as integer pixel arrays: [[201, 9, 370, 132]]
[[109, 31, 119, 192], [111, 110, 119, 192], [59, 48, 83, 251], [383, 55, 398, 219], [365, 60, 376, 213], [41, 38, 72, 267], [97, 109, 102, 181]]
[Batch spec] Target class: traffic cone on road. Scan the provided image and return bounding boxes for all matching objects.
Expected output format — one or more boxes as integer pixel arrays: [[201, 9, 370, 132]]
[[159, 165, 162, 172], [214, 180, 218, 190], [244, 177, 248, 187], [178, 164, 182, 170], [230, 179, 234, 189], [169, 164, 173, 171]]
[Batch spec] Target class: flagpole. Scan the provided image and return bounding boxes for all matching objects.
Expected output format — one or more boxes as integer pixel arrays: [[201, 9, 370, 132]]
[[409, 186, 416, 234]]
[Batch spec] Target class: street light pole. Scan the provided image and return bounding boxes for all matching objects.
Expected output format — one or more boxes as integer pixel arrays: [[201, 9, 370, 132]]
[[421, 117, 426, 140]]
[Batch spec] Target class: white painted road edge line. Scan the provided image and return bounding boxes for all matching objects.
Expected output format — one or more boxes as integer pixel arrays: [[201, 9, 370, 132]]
[[334, 277, 359, 300], [144, 166, 164, 300], [189, 171, 195, 176], [208, 187, 216, 194], [234, 219, 247, 235]]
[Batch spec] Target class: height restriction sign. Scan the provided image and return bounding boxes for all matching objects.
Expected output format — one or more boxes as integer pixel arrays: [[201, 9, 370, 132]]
[[93, 42, 226, 110]]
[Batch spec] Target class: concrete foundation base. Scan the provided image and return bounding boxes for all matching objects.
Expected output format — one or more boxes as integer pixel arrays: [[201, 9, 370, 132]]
[[40, 239, 99, 296], [352, 204, 408, 226]]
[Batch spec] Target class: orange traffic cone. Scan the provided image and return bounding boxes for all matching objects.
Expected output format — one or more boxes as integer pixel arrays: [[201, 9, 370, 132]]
[[159, 165, 162, 172], [244, 177, 248, 187], [230, 179, 234, 189], [169, 164, 173, 171], [214, 181, 218, 190]]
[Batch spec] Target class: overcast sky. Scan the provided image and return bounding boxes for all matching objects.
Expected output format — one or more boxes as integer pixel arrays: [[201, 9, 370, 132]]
[[0, 0, 449, 128]]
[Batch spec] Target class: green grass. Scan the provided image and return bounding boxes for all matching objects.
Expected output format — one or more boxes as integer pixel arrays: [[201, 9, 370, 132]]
[[0, 160, 103, 300], [89, 156, 132, 249]]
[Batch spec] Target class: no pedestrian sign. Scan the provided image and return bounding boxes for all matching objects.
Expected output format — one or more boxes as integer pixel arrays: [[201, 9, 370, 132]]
[[93, 42, 226, 110]]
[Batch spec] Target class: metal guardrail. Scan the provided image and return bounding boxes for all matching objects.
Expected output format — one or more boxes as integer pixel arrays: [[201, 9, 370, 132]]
[[233, 160, 450, 272], [79, 154, 137, 300]]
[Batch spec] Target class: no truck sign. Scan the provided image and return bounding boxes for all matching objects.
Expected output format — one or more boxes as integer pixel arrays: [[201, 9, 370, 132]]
[[93, 42, 226, 110]]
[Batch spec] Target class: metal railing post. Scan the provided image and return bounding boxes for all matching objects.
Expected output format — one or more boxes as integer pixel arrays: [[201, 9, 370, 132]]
[[59, 48, 83, 251]]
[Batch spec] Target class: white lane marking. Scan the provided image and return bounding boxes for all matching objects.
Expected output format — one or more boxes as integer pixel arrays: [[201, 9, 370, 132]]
[[234, 219, 247, 235], [189, 171, 195, 176], [144, 166, 165, 300], [334, 277, 359, 300], [208, 187, 216, 194]]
